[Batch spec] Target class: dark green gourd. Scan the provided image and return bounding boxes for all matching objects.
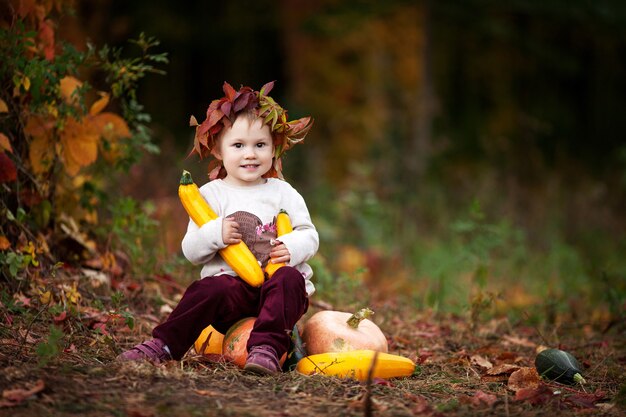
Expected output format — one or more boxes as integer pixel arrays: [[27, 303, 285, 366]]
[[535, 348, 586, 385]]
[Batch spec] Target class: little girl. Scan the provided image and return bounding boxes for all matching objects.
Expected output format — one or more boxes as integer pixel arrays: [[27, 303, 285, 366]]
[[119, 82, 318, 375]]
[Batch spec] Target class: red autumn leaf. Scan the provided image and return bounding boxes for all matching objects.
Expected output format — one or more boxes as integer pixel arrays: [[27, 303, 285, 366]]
[[373, 378, 394, 386], [223, 82, 237, 101], [53, 311, 67, 323], [416, 348, 433, 364], [0, 153, 17, 183], [285, 116, 314, 142], [564, 390, 605, 409], [259, 80, 275, 96], [19, 188, 43, 207], [233, 88, 256, 112], [13, 293, 31, 307], [92, 322, 109, 336], [206, 108, 225, 131], [220, 101, 232, 118], [473, 390, 498, 407], [514, 385, 554, 405]]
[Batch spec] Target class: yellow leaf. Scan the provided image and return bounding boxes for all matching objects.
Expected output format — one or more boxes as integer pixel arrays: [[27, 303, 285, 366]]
[[63, 282, 81, 305], [89, 92, 110, 116], [25, 115, 56, 174], [0, 235, 10, 250], [59, 76, 82, 104], [91, 112, 131, 162], [22, 76, 31, 91], [0, 98, 8, 113], [60, 117, 99, 176], [0, 133, 12, 153], [39, 290, 52, 305]]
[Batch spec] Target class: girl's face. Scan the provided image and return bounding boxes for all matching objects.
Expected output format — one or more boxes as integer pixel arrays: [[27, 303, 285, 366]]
[[214, 115, 274, 187]]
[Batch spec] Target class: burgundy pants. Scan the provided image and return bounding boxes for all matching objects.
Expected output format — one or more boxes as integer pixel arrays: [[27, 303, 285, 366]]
[[152, 266, 308, 360]]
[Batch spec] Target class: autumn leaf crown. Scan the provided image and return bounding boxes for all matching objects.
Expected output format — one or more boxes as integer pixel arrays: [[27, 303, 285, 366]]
[[189, 81, 313, 179]]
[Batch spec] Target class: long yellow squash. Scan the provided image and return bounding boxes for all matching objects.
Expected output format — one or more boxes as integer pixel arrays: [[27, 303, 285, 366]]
[[178, 170, 265, 287], [264, 209, 293, 278], [296, 349, 415, 381]]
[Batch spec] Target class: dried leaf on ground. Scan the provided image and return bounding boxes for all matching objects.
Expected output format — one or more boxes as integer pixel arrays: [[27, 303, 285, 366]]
[[0, 379, 45, 408], [459, 389, 499, 408], [514, 384, 555, 405], [508, 367, 541, 392], [501, 334, 537, 348], [482, 362, 521, 382], [470, 354, 493, 369], [564, 390, 606, 409]]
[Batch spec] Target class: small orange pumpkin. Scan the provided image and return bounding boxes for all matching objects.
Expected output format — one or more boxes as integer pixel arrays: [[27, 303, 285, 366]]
[[301, 308, 388, 355], [222, 317, 286, 368], [194, 325, 225, 360]]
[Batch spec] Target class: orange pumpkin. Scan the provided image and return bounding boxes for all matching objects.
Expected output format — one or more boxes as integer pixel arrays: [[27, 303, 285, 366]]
[[194, 325, 225, 360], [222, 317, 286, 368], [301, 308, 388, 355]]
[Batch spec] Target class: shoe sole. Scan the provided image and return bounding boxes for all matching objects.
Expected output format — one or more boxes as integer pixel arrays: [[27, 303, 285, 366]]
[[244, 363, 278, 375]]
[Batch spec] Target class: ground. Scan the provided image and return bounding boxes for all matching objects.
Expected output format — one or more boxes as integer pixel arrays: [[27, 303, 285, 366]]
[[0, 298, 624, 417]]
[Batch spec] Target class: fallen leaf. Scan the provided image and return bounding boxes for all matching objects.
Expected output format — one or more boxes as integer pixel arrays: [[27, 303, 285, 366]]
[[0, 379, 45, 408], [39, 290, 52, 305], [482, 363, 521, 382], [564, 390, 605, 409], [416, 348, 434, 364], [508, 367, 541, 392], [53, 311, 67, 323], [473, 390, 498, 406], [0, 98, 8, 113], [514, 384, 554, 405], [13, 293, 31, 307], [193, 389, 222, 396], [405, 393, 432, 414], [92, 322, 109, 336], [471, 354, 493, 369], [502, 334, 536, 348], [487, 363, 521, 376]]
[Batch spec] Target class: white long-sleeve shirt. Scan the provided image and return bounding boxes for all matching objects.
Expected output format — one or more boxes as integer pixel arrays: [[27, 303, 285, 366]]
[[181, 178, 318, 296]]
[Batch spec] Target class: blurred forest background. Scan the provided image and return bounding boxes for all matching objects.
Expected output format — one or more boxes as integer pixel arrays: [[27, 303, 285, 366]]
[[2, 0, 626, 325]]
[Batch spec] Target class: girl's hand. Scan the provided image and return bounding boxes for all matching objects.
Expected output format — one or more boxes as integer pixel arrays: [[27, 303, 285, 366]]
[[269, 242, 291, 264], [222, 217, 242, 245]]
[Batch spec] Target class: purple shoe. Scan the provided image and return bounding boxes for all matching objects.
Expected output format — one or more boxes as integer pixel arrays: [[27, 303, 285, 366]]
[[244, 345, 281, 375], [117, 338, 172, 364]]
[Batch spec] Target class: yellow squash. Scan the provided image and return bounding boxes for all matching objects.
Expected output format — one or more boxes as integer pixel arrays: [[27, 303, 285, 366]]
[[178, 170, 265, 287], [264, 209, 293, 278], [296, 349, 415, 381]]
